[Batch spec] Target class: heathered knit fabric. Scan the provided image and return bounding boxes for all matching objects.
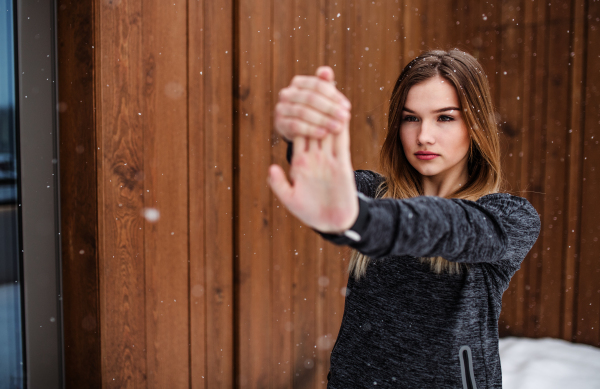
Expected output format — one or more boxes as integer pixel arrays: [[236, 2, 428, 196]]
[[284, 140, 541, 388]]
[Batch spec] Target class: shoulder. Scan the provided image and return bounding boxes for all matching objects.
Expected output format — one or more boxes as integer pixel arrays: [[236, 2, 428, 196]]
[[472, 192, 541, 238], [354, 170, 385, 198], [475, 193, 539, 220], [471, 193, 541, 278]]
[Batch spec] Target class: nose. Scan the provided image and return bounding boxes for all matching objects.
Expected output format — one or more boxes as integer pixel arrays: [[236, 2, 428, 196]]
[[416, 119, 436, 145]]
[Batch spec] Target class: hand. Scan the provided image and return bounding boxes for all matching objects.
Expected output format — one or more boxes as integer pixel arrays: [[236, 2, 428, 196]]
[[267, 106, 358, 234], [275, 66, 352, 141]]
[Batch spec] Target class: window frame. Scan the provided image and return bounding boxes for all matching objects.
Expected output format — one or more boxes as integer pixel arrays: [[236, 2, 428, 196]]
[[16, 0, 64, 387]]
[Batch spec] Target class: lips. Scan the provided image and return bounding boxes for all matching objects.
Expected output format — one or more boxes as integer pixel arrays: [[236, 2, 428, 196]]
[[414, 152, 439, 160]]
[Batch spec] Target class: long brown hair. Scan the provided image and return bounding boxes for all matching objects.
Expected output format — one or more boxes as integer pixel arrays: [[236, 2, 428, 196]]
[[348, 49, 504, 281]]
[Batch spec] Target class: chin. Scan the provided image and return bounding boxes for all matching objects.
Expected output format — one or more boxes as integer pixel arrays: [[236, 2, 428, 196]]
[[412, 163, 442, 177]]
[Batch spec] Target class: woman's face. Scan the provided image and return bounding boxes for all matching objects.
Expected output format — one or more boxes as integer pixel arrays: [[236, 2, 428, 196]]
[[400, 75, 471, 183]]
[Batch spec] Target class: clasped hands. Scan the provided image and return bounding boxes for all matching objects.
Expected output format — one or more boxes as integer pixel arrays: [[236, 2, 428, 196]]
[[267, 66, 359, 234]]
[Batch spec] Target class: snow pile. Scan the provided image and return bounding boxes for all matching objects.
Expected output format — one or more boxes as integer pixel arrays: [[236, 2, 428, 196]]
[[499, 336, 600, 389]]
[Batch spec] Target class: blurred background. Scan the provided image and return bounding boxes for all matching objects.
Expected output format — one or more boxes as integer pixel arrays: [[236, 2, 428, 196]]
[[49, 0, 600, 387]]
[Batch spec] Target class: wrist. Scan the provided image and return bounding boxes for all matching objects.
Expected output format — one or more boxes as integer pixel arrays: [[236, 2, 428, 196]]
[[329, 192, 371, 242]]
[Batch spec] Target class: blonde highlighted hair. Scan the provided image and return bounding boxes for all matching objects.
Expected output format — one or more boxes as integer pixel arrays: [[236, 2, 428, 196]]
[[348, 49, 504, 281]]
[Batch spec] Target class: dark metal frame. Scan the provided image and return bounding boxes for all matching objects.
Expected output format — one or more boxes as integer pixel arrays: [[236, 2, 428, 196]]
[[16, 0, 64, 387]]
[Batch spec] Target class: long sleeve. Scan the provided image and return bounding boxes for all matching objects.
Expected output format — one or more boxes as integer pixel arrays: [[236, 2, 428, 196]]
[[320, 192, 541, 265], [282, 138, 541, 265]]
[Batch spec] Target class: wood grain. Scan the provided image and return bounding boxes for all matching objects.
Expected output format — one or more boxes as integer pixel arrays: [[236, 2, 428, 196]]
[[141, 0, 190, 386], [497, 0, 525, 335], [537, 0, 572, 339], [323, 0, 351, 386], [271, 0, 296, 387], [97, 0, 148, 386], [187, 1, 208, 387], [236, 0, 274, 386], [194, 1, 235, 387], [562, 0, 586, 342], [523, 0, 548, 338]]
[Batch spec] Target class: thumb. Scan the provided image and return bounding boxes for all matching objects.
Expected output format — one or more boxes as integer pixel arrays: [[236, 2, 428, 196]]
[[267, 164, 294, 207], [316, 66, 335, 84]]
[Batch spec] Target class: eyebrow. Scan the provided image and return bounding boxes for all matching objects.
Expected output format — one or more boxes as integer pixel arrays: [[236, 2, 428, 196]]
[[403, 106, 461, 114]]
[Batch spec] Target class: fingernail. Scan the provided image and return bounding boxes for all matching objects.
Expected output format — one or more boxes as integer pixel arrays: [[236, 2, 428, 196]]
[[341, 99, 351, 109], [316, 128, 327, 136]]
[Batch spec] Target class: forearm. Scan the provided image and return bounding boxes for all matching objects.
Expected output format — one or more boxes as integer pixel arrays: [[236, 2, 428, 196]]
[[318, 195, 509, 263]]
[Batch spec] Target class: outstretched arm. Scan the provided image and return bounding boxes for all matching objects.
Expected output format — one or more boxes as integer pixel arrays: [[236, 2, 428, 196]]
[[269, 69, 540, 265]]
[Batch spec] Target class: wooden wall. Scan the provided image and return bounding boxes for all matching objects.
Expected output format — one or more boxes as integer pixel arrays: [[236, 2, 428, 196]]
[[57, 0, 600, 387]]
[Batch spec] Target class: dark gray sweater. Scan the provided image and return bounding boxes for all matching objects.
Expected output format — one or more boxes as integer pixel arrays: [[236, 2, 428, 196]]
[[284, 140, 541, 388]]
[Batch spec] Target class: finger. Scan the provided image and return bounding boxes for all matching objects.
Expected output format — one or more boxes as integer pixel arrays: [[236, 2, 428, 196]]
[[276, 102, 343, 134], [293, 135, 307, 158], [268, 164, 294, 207], [289, 76, 351, 109], [333, 122, 351, 161], [316, 66, 335, 84], [308, 137, 320, 154], [280, 87, 350, 123], [278, 116, 328, 139], [321, 131, 334, 156]]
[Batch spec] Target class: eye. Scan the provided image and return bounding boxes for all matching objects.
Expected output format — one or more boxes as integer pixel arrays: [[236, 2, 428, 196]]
[[403, 115, 419, 122], [438, 115, 454, 122]]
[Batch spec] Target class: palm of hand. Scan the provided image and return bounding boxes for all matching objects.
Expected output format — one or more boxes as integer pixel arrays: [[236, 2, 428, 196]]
[[269, 131, 359, 234]]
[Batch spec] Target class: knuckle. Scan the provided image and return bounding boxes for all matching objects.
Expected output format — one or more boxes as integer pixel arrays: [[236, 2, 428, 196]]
[[296, 105, 308, 118], [279, 88, 289, 100], [291, 120, 305, 135], [275, 102, 284, 115], [323, 81, 335, 94]]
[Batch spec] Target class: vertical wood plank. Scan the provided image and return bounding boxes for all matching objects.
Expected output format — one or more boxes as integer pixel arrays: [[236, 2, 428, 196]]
[[188, 1, 207, 386], [350, 1, 385, 169], [189, 1, 235, 387], [513, 0, 537, 336], [402, 0, 424, 60], [237, 0, 273, 386], [97, 0, 148, 386], [323, 0, 351, 385], [537, 0, 572, 339], [57, 0, 102, 387], [497, 0, 525, 335], [209, 0, 237, 385], [523, 0, 548, 337], [315, 2, 329, 386], [423, 0, 454, 50], [141, 0, 190, 386], [290, 2, 325, 387], [271, 0, 295, 386], [576, 0, 600, 347], [562, 0, 586, 342]]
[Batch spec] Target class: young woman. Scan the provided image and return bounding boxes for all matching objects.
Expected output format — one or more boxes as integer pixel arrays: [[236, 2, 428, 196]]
[[268, 49, 541, 389]]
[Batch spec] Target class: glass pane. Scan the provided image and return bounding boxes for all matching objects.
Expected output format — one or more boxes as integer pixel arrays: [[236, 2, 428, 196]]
[[0, 0, 24, 387]]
